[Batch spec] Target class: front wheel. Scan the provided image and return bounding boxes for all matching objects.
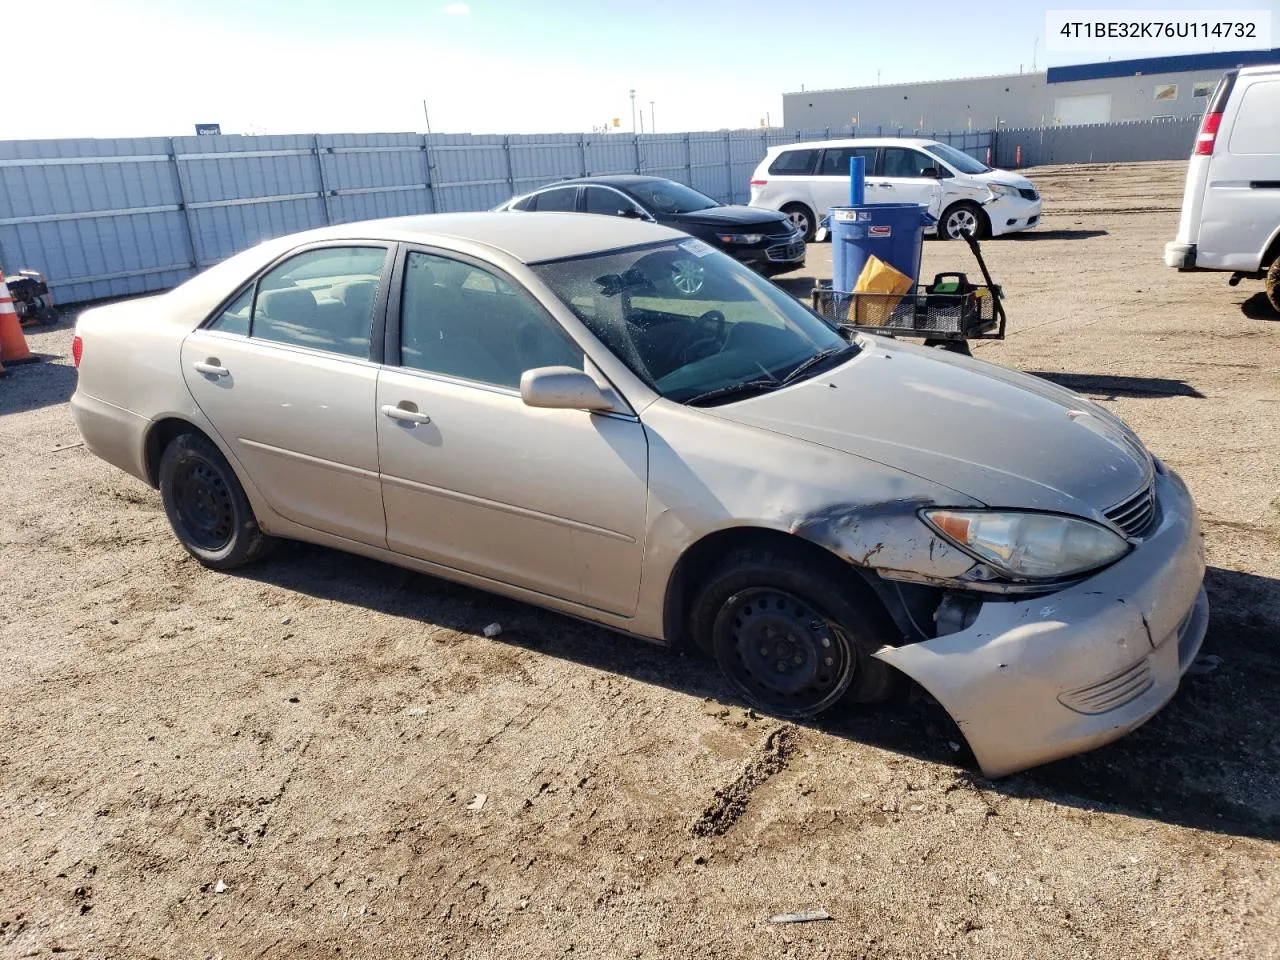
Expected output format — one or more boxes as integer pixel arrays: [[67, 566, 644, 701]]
[[159, 431, 276, 569], [690, 547, 896, 718], [781, 203, 817, 242], [937, 202, 988, 241]]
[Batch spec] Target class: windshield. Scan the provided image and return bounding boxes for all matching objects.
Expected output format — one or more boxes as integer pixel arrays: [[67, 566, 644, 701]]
[[625, 181, 720, 215], [924, 143, 991, 175], [531, 240, 853, 404]]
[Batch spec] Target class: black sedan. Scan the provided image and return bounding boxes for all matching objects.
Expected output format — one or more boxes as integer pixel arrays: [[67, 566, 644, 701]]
[[494, 175, 805, 276]]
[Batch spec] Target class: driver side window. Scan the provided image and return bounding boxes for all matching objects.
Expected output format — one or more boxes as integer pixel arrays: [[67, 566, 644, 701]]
[[398, 252, 584, 389]]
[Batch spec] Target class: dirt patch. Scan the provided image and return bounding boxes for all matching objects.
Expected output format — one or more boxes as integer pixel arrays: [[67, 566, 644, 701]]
[[692, 725, 798, 837]]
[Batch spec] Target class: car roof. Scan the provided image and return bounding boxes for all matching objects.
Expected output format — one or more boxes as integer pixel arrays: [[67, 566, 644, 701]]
[[767, 137, 939, 153], [257, 212, 688, 265], [535, 175, 675, 188]]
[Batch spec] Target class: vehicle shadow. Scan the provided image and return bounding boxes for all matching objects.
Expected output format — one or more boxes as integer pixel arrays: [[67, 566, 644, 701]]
[[1009, 229, 1109, 241], [1027, 371, 1205, 399], [0, 356, 78, 416], [235, 544, 1279, 841], [1240, 291, 1279, 321]]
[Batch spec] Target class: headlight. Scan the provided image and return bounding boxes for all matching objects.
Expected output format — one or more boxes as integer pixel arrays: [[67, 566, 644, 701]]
[[987, 183, 1020, 198], [922, 509, 1131, 580], [716, 233, 764, 245]]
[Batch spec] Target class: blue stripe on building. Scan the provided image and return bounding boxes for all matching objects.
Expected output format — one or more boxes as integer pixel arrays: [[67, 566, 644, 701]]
[[1047, 48, 1280, 84]]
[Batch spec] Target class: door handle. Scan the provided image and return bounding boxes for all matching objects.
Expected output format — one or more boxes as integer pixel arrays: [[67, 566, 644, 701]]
[[193, 359, 229, 377], [381, 403, 432, 425], [876, 182, 894, 188]]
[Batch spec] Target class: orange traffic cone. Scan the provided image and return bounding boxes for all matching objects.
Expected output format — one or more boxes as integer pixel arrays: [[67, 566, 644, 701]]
[[0, 271, 36, 364]]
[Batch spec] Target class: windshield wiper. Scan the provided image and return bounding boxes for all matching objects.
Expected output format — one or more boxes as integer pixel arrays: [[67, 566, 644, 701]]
[[683, 378, 781, 406], [777, 343, 857, 386]]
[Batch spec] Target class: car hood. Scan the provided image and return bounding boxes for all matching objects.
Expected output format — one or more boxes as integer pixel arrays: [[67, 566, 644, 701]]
[[665, 205, 792, 231], [703, 337, 1151, 517], [973, 168, 1036, 190]]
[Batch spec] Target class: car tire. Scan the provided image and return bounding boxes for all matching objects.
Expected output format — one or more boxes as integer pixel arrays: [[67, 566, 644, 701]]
[[781, 203, 817, 242], [158, 431, 276, 570], [689, 546, 896, 718], [937, 202, 988, 241], [1267, 257, 1280, 314]]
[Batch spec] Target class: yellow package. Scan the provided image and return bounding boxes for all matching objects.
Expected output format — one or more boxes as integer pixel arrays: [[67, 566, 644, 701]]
[[849, 255, 913, 327]]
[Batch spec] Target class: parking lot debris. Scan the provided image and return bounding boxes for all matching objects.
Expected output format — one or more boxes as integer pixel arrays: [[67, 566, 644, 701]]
[[769, 909, 831, 924], [50, 441, 84, 452], [405, 707, 428, 716], [466, 793, 488, 812], [214, 880, 228, 894], [482, 622, 502, 638]]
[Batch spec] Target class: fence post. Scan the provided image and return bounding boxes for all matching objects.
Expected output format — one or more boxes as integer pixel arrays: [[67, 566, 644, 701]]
[[579, 133, 588, 176], [421, 134, 436, 213], [313, 135, 333, 225], [724, 131, 733, 204], [168, 136, 201, 275], [634, 133, 642, 174], [503, 135, 515, 196], [684, 133, 692, 185]]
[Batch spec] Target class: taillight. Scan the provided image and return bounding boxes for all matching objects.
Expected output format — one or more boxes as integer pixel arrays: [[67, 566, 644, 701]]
[[750, 179, 768, 186], [72, 334, 83, 367], [1194, 112, 1222, 156]]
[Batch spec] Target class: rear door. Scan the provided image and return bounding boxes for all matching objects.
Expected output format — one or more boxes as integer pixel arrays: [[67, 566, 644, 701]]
[[181, 244, 393, 545], [814, 145, 879, 214], [375, 247, 649, 614], [754, 147, 819, 215], [1198, 72, 1280, 270]]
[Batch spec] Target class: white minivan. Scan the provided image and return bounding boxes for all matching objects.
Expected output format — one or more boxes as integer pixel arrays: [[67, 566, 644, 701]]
[[748, 138, 1042, 242], [1164, 65, 1280, 311]]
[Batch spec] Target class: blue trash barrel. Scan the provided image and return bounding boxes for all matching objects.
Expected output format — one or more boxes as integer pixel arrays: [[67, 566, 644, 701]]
[[829, 203, 936, 294]]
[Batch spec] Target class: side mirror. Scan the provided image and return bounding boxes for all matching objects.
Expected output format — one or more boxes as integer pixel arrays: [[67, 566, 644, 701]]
[[620, 207, 648, 220], [920, 166, 942, 179], [520, 366, 615, 412]]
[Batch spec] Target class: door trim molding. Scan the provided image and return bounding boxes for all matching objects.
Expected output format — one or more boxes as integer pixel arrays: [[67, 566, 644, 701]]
[[240, 437, 378, 480], [381, 472, 637, 543]]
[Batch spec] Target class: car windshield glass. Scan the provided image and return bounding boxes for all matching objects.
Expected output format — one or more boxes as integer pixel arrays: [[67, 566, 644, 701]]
[[924, 143, 990, 174], [623, 181, 719, 214], [531, 240, 854, 405]]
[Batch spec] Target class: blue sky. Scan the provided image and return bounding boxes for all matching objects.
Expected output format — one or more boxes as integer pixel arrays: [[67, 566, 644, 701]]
[[18, 0, 1280, 139]]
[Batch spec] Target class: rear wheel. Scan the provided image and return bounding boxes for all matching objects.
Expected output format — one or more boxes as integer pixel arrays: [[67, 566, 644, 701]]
[[159, 432, 275, 569], [1267, 258, 1280, 314], [781, 203, 817, 242], [938, 202, 988, 241], [690, 546, 896, 718]]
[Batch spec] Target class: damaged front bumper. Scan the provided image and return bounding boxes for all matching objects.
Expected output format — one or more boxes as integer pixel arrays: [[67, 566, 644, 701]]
[[874, 467, 1208, 778]]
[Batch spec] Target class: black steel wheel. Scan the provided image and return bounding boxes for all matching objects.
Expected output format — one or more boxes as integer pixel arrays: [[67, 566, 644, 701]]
[[690, 545, 896, 719], [158, 431, 275, 569]]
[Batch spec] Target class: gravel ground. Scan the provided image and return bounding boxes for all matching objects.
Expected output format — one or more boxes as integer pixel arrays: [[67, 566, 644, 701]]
[[1, 160, 1278, 960]]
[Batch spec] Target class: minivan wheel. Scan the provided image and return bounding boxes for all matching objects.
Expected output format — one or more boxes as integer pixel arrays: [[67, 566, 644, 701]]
[[159, 431, 276, 569], [938, 202, 987, 240], [782, 203, 817, 242], [1266, 258, 1280, 314], [690, 547, 896, 718]]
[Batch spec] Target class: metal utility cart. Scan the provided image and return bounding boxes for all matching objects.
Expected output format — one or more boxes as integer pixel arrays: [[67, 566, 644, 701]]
[[811, 231, 1006, 357]]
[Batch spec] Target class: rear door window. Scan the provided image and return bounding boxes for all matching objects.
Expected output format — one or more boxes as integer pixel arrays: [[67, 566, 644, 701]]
[[767, 149, 819, 175], [531, 187, 579, 212], [818, 146, 877, 176]]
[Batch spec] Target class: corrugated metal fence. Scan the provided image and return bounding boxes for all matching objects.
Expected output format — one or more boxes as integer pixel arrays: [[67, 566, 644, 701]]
[[992, 117, 1200, 168], [3, 120, 1168, 304], [0, 126, 990, 304]]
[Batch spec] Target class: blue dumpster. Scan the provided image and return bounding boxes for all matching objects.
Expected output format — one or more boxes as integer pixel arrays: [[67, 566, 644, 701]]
[[829, 203, 936, 294]]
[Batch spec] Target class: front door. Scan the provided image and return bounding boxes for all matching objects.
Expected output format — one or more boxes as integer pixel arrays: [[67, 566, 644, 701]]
[[181, 244, 393, 546], [376, 249, 649, 615], [875, 146, 945, 220]]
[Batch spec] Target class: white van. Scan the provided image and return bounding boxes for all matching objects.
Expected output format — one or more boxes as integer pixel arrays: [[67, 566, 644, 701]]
[[748, 138, 1042, 242], [1164, 65, 1280, 311]]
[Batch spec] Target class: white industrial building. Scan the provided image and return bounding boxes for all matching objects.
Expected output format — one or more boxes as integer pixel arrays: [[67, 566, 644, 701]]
[[784, 48, 1280, 132]]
